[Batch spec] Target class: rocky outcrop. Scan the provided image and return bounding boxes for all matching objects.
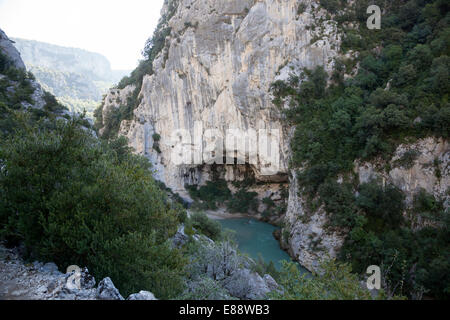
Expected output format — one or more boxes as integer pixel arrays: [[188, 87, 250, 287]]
[[0, 245, 157, 300], [96, 277, 124, 300], [0, 28, 49, 111], [99, 0, 341, 199], [356, 137, 449, 208], [222, 269, 277, 300], [285, 137, 449, 272], [0, 29, 26, 70], [127, 291, 158, 300], [284, 170, 345, 271]]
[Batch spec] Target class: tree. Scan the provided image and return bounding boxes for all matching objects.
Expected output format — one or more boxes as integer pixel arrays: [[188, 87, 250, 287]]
[[269, 259, 389, 300], [0, 116, 187, 298]]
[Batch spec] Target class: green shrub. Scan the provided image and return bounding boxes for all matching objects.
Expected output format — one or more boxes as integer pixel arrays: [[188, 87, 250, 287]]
[[356, 181, 405, 231], [187, 212, 222, 241], [187, 179, 231, 210], [0, 116, 186, 298], [252, 254, 280, 282], [227, 189, 259, 214], [269, 259, 391, 300]]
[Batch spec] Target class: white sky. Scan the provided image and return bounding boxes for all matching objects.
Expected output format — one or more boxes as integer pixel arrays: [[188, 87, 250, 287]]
[[0, 0, 165, 70]]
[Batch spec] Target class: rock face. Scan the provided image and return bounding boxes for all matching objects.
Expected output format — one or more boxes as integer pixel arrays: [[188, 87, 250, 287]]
[[0, 245, 156, 300], [357, 138, 450, 208], [127, 291, 158, 300], [100, 0, 341, 198], [0, 28, 49, 111], [222, 268, 277, 300], [96, 277, 124, 300], [0, 29, 26, 70], [284, 170, 345, 271], [285, 137, 450, 272], [12, 38, 126, 82]]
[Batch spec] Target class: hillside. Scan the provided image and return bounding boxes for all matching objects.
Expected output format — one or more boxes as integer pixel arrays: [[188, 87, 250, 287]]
[[95, 0, 449, 299], [12, 38, 130, 118]]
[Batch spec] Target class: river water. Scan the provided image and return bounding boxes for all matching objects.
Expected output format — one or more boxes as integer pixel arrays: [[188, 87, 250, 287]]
[[218, 218, 307, 274]]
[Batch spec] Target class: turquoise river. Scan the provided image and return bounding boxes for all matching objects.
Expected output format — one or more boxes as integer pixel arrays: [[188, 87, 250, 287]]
[[218, 218, 308, 274]]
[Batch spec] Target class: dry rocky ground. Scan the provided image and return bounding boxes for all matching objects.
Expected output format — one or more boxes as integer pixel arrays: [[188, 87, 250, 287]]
[[0, 245, 156, 300]]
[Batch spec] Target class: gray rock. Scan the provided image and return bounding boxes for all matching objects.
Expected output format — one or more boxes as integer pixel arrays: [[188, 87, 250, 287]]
[[172, 225, 189, 248], [96, 277, 124, 300], [223, 269, 271, 300], [80, 268, 96, 290], [0, 29, 26, 70], [127, 291, 157, 300], [32, 261, 44, 270], [263, 274, 279, 292], [40, 262, 59, 274]]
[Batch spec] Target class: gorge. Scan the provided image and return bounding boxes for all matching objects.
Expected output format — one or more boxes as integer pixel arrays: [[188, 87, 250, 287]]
[[1, 0, 449, 300], [95, 0, 449, 299]]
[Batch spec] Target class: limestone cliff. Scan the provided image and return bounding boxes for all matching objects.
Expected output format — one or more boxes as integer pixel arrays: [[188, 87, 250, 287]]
[[99, 0, 341, 199], [97, 0, 448, 274], [285, 138, 449, 271]]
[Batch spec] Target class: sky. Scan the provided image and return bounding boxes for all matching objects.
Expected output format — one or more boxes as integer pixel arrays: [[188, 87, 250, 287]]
[[0, 0, 165, 70]]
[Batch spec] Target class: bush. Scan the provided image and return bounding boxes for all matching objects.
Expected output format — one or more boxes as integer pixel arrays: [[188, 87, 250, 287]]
[[178, 277, 234, 300], [227, 189, 259, 214], [187, 179, 231, 210], [356, 181, 405, 231], [187, 212, 222, 241], [269, 259, 390, 300], [0, 116, 186, 298], [252, 254, 280, 282]]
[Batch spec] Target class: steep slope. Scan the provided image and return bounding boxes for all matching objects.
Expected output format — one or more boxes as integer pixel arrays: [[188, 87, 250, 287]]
[[0, 29, 69, 124], [95, 0, 449, 299], [97, 0, 341, 201], [12, 38, 129, 117]]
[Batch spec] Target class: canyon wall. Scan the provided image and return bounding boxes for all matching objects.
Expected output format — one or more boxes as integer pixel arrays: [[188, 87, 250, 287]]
[[97, 0, 449, 272], [99, 0, 341, 199], [285, 137, 449, 271]]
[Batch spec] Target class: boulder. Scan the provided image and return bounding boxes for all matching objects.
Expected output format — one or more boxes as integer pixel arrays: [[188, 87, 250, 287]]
[[172, 225, 189, 248], [263, 274, 279, 292], [223, 269, 273, 300], [40, 262, 59, 275], [127, 291, 157, 300], [96, 277, 124, 300], [79, 267, 96, 290]]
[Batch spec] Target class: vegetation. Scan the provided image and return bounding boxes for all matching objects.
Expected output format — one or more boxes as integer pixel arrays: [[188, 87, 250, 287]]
[[186, 176, 260, 215], [186, 212, 223, 241], [252, 254, 280, 282], [12, 38, 128, 119], [0, 111, 187, 298], [186, 179, 232, 210], [272, 0, 450, 299], [94, 0, 181, 138], [269, 259, 399, 300]]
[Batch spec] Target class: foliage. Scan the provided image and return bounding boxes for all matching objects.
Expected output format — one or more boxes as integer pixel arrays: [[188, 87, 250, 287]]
[[97, 0, 181, 139], [187, 177, 260, 215], [186, 212, 222, 241], [0, 116, 187, 298], [269, 259, 389, 300], [187, 179, 232, 210], [227, 189, 259, 214], [252, 254, 280, 282], [273, 0, 450, 299], [177, 276, 234, 300], [185, 240, 248, 282]]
